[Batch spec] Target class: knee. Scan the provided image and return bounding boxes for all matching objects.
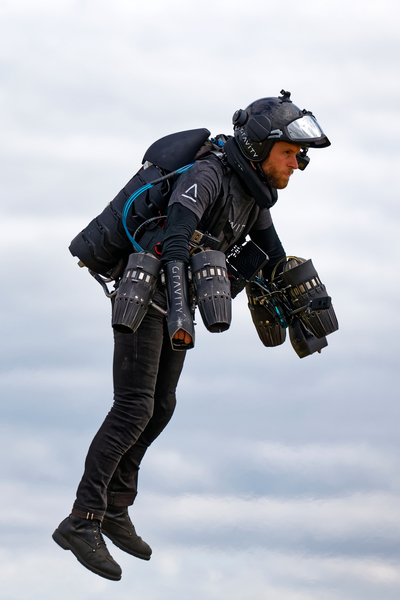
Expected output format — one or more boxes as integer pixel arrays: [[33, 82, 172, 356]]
[[111, 393, 155, 425], [155, 392, 176, 422]]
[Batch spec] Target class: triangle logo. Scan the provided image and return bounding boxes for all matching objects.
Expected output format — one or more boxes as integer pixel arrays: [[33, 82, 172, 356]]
[[181, 183, 198, 203]]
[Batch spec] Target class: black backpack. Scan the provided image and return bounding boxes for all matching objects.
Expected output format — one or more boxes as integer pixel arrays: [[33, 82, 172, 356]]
[[69, 128, 216, 276]]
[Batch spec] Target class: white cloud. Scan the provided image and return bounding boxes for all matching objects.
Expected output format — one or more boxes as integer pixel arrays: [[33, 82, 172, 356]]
[[1, 1, 399, 598]]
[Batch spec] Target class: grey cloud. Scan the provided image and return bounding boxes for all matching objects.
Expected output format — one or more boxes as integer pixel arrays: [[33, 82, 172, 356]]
[[1, 1, 399, 598]]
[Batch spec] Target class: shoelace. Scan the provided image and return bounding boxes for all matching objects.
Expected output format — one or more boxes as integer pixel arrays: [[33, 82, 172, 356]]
[[92, 522, 107, 549]]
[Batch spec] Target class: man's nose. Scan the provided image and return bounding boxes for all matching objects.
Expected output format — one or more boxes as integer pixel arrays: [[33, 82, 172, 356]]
[[289, 155, 299, 169]]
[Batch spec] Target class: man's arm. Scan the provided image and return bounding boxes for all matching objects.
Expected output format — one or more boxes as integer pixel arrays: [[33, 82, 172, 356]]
[[161, 203, 199, 347], [161, 159, 223, 347], [250, 222, 286, 281]]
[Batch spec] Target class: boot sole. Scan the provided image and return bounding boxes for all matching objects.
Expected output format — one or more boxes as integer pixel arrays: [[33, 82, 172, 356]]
[[102, 531, 151, 561], [52, 529, 122, 581]]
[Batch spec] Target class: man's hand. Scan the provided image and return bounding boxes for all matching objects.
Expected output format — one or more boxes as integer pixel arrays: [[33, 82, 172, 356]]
[[172, 329, 192, 345]]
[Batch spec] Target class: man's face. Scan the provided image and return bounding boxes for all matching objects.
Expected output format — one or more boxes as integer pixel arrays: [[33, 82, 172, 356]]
[[261, 141, 302, 189]]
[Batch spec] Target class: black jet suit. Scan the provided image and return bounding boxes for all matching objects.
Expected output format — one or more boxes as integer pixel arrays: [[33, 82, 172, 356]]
[[71, 141, 286, 521]]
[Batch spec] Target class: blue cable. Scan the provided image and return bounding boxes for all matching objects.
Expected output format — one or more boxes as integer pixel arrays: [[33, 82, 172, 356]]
[[254, 276, 288, 328], [121, 162, 195, 252], [122, 183, 153, 252]]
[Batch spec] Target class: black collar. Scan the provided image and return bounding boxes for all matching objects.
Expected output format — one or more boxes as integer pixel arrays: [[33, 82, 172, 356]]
[[223, 137, 278, 209]]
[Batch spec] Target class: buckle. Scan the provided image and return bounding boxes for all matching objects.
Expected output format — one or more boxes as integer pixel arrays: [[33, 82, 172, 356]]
[[190, 230, 204, 244]]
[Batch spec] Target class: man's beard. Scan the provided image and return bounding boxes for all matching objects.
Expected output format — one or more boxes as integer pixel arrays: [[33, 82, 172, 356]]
[[263, 164, 293, 189]]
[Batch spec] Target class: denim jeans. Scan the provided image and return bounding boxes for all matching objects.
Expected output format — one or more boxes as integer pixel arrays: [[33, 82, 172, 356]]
[[72, 291, 186, 521]]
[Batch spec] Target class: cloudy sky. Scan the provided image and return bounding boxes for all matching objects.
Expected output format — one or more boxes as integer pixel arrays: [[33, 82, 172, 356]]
[[1, 0, 400, 598]]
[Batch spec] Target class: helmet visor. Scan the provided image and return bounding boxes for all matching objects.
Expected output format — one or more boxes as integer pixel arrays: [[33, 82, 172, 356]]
[[286, 115, 330, 147]]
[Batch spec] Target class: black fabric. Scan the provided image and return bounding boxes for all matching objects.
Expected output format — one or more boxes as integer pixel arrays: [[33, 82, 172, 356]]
[[161, 158, 284, 276], [70, 147, 286, 523], [165, 155, 260, 255], [168, 156, 224, 222], [250, 224, 286, 281], [73, 291, 186, 516], [161, 203, 199, 264], [224, 136, 278, 209]]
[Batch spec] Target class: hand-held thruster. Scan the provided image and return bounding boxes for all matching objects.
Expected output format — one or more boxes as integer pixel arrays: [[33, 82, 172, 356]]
[[247, 256, 338, 358], [164, 261, 195, 350], [190, 250, 231, 333], [112, 252, 162, 334]]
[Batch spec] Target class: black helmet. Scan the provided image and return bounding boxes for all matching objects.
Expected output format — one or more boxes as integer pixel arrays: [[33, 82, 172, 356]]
[[232, 90, 330, 163]]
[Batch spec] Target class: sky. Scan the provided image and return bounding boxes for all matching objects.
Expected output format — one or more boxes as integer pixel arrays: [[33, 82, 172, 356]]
[[1, 0, 400, 598]]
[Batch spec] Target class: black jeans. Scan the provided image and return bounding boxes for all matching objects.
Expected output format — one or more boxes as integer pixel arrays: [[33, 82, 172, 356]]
[[72, 292, 186, 521]]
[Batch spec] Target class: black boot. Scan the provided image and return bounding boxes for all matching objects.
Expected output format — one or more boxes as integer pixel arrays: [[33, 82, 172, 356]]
[[52, 515, 122, 581], [102, 507, 152, 560]]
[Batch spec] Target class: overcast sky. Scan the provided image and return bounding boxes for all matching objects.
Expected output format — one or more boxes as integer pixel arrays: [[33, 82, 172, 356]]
[[1, 1, 400, 599]]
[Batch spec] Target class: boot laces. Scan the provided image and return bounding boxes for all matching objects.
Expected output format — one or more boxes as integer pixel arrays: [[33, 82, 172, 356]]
[[92, 521, 107, 548]]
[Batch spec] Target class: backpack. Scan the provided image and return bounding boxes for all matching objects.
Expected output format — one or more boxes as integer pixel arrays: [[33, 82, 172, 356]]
[[69, 128, 217, 276]]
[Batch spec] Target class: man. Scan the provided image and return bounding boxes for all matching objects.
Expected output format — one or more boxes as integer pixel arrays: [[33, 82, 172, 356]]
[[53, 90, 330, 580]]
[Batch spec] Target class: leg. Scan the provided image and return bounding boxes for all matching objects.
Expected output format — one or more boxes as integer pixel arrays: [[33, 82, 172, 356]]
[[100, 324, 186, 560], [53, 293, 187, 575], [106, 317, 187, 506], [53, 302, 167, 578], [72, 301, 167, 520]]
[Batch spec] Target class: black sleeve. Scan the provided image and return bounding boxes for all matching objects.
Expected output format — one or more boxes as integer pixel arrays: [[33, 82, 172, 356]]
[[161, 202, 199, 265], [168, 158, 223, 221], [250, 223, 286, 281]]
